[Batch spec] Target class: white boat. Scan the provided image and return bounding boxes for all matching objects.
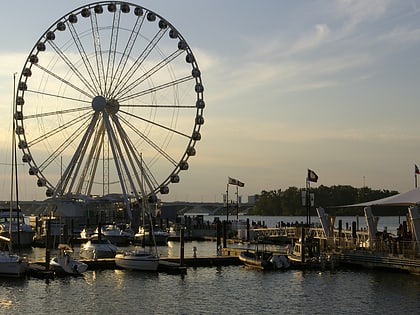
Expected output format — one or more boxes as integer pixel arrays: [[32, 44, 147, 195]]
[[91, 224, 133, 245], [134, 225, 170, 246], [0, 236, 28, 277], [115, 250, 159, 271], [0, 209, 35, 247], [50, 244, 88, 275], [79, 239, 117, 260]]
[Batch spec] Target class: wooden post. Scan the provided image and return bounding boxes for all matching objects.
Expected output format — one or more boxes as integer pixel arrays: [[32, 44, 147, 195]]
[[223, 220, 227, 248], [180, 226, 185, 266], [45, 218, 51, 271]]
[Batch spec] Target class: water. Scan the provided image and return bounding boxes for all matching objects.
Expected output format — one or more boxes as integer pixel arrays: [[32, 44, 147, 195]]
[[1, 216, 419, 314]]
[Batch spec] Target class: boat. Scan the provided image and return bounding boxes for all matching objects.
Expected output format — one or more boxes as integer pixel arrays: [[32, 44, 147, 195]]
[[0, 235, 28, 277], [115, 250, 159, 271], [239, 247, 289, 270], [32, 216, 66, 248], [50, 244, 88, 275], [134, 225, 170, 246], [90, 224, 133, 245], [0, 208, 35, 247], [79, 238, 117, 260]]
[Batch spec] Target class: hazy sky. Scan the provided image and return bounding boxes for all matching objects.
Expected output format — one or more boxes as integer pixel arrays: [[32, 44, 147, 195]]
[[1, 0, 420, 203]]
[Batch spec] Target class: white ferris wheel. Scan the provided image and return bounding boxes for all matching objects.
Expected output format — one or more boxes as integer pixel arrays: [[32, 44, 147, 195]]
[[14, 1, 205, 212]]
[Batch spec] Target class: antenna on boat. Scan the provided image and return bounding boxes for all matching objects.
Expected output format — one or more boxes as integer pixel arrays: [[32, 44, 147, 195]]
[[10, 72, 22, 253]]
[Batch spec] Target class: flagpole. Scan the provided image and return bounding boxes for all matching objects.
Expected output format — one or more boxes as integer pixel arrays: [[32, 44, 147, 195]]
[[226, 183, 229, 222], [236, 185, 239, 221], [306, 179, 310, 226]]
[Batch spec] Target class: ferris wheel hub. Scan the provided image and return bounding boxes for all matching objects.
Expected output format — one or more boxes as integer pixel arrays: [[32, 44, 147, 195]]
[[91, 96, 120, 114], [92, 95, 106, 112]]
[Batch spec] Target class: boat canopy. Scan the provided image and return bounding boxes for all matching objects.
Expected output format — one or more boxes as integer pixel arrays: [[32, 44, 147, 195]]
[[340, 187, 420, 207]]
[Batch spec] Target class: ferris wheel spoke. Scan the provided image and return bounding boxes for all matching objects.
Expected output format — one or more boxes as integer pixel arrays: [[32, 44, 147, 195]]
[[32, 61, 94, 98], [115, 49, 183, 99], [24, 89, 92, 107], [121, 103, 195, 109], [67, 22, 102, 93], [118, 115, 178, 165], [37, 119, 89, 171], [90, 10, 106, 94], [23, 105, 90, 120], [119, 108, 191, 139], [111, 27, 167, 97], [104, 8, 122, 98], [27, 112, 92, 147], [119, 75, 194, 103], [107, 12, 146, 96]]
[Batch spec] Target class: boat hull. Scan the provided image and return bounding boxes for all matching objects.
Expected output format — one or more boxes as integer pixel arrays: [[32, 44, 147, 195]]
[[239, 250, 289, 270], [115, 252, 159, 271], [0, 254, 28, 277]]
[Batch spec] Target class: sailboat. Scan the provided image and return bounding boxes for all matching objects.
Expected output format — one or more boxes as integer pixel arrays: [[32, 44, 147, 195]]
[[0, 73, 29, 277], [115, 155, 159, 272], [115, 201, 160, 272]]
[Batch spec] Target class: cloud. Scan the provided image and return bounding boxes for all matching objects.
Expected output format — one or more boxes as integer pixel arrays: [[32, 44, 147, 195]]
[[334, 0, 390, 33], [287, 24, 331, 55]]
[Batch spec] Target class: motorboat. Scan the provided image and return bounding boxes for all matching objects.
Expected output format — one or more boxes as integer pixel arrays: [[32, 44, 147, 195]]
[[0, 235, 28, 277], [0, 209, 35, 247], [287, 237, 330, 269], [115, 250, 159, 271], [79, 239, 117, 260], [134, 225, 170, 246], [239, 249, 289, 270], [91, 224, 133, 245], [50, 244, 88, 275]]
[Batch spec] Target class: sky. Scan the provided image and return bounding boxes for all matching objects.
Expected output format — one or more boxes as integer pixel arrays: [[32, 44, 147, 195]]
[[1, 0, 420, 203]]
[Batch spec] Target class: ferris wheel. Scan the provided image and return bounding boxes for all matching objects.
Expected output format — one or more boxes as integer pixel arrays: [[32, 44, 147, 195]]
[[14, 1, 205, 209]]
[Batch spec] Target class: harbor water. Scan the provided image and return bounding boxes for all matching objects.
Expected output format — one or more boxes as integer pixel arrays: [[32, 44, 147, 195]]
[[1, 216, 419, 314]]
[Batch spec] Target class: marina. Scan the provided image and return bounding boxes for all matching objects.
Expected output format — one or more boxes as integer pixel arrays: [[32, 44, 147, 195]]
[[1, 237, 419, 314]]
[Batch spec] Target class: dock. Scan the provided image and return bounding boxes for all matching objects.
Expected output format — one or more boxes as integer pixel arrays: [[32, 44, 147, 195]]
[[27, 255, 241, 277]]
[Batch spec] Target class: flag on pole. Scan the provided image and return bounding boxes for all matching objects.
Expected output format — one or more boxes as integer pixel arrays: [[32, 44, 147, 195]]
[[228, 177, 245, 187], [307, 169, 318, 183], [415, 164, 420, 175]]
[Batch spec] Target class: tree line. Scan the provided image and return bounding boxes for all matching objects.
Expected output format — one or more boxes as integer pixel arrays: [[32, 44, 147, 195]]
[[249, 185, 406, 216]]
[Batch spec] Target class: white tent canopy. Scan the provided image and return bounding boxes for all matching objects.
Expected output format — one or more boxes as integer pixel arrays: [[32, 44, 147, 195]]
[[342, 187, 420, 207]]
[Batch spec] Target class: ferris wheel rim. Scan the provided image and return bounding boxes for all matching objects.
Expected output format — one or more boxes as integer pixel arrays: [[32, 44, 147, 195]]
[[14, 1, 205, 201]]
